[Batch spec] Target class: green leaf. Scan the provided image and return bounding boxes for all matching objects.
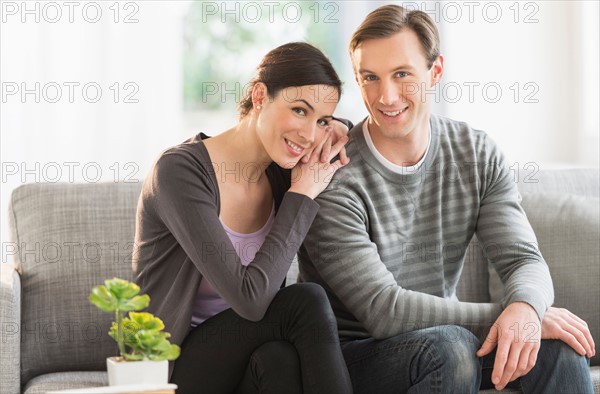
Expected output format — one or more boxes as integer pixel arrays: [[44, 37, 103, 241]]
[[108, 323, 117, 342], [89, 285, 118, 312], [128, 312, 164, 331], [161, 344, 181, 361], [105, 278, 141, 300], [137, 330, 165, 349], [119, 320, 142, 343], [90, 277, 179, 361], [119, 294, 150, 312], [146, 340, 180, 361]]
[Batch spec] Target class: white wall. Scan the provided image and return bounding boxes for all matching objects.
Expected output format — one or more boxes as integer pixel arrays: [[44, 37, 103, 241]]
[[439, 0, 599, 168], [1, 1, 599, 260]]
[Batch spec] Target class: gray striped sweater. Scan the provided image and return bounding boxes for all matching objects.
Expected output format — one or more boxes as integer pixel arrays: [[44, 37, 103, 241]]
[[298, 114, 554, 341]]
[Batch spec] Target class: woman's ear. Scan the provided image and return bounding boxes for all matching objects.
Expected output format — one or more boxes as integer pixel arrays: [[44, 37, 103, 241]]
[[251, 82, 267, 110]]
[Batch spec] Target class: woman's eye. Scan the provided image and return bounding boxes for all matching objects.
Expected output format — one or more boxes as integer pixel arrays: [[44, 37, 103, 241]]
[[318, 119, 330, 127], [364, 75, 378, 82], [293, 108, 306, 116]]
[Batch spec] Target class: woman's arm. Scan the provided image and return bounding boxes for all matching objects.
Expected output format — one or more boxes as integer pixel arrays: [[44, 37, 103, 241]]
[[150, 149, 319, 321]]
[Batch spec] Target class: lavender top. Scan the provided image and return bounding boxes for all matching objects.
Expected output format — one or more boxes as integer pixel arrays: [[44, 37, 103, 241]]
[[191, 203, 276, 326]]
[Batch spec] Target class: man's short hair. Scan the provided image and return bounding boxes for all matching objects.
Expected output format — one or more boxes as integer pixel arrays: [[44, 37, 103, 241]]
[[349, 4, 440, 69]]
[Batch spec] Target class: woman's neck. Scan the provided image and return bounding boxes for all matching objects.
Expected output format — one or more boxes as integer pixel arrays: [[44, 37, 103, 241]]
[[206, 117, 271, 185]]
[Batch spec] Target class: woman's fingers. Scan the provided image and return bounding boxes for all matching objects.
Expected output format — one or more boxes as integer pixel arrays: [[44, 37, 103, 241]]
[[301, 152, 312, 164], [326, 135, 348, 162], [319, 132, 333, 163]]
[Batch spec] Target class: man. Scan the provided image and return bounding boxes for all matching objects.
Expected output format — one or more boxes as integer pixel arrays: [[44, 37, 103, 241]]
[[298, 4, 595, 393]]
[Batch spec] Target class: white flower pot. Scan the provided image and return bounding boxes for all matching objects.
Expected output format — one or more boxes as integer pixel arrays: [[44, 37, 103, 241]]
[[106, 357, 168, 386]]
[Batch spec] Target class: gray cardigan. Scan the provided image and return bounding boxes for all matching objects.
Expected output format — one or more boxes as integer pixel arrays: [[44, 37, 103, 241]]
[[132, 133, 319, 377]]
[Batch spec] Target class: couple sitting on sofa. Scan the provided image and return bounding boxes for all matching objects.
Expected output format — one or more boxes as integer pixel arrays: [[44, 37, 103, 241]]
[[132, 5, 595, 393]]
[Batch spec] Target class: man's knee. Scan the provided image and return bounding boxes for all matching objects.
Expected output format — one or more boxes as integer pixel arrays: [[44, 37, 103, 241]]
[[539, 339, 590, 367], [431, 325, 481, 356], [418, 326, 481, 388], [516, 339, 594, 393]]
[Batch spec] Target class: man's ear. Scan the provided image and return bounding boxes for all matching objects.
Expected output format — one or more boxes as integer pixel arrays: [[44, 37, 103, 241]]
[[251, 82, 267, 109], [430, 54, 444, 86]]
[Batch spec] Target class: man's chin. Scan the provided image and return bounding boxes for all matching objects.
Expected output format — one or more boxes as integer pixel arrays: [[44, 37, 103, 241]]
[[374, 124, 409, 140]]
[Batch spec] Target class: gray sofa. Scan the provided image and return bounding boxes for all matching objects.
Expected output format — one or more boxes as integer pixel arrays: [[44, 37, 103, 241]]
[[1, 169, 598, 394]]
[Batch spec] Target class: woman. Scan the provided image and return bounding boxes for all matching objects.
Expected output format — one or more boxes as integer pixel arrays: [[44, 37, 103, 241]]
[[132, 42, 353, 393]]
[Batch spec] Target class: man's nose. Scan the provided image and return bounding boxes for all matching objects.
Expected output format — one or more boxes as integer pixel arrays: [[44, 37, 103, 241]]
[[379, 80, 399, 106]]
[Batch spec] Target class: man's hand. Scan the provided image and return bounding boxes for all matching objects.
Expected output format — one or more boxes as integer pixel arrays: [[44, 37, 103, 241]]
[[477, 302, 541, 391], [541, 307, 595, 358]]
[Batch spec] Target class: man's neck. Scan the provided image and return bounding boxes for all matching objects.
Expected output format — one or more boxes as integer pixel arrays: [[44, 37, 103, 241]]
[[367, 117, 431, 167]]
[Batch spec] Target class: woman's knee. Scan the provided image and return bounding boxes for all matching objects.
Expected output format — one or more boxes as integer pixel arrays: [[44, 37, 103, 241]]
[[250, 341, 300, 370], [283, 282, 328, 302], [242, 341, 302, 394], [279, 282, 334, 316]]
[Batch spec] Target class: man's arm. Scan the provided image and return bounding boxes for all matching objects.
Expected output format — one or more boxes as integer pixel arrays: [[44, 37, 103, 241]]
[[300, 185, 502, 340], [474, 150, 554, 320], [472, 141, 593, 389]]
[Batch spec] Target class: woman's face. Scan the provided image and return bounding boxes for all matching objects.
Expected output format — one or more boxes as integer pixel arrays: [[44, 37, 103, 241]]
[[256, 84, 339, 169]]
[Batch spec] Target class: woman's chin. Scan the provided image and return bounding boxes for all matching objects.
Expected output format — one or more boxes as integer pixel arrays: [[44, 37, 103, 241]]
[[275, 158, 300, 169]]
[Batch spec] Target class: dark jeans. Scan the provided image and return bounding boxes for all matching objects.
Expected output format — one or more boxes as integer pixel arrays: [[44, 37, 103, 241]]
[[171, 283, 352, 394], [341, 325, 593, 394]]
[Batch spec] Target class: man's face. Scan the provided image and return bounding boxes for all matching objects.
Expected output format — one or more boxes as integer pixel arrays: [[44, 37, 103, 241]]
[[352, 29, 443, 140]]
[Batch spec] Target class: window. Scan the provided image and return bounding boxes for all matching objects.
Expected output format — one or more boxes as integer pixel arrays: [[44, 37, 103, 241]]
[[182, 1, 357, 135]]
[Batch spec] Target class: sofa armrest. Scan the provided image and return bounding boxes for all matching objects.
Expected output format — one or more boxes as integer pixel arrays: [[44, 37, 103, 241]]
[[1, 264, 21, 394]]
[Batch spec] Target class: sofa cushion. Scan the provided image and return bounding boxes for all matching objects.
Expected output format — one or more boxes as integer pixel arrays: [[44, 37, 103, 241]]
[[9, 183, 142, 384], [489, 192, 600, 366], [23, 371, 107, 394]]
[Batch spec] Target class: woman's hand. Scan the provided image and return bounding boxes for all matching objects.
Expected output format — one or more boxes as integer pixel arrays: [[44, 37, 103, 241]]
[[289, 133, 349, 199], [301, 118, 350, 166]]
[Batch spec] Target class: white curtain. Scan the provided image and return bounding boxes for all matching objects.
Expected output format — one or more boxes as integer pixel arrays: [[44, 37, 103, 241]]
[[1, 1, 189, 248]]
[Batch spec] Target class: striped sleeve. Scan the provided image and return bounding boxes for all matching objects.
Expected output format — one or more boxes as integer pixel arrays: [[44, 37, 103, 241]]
[[475, 140, 554, 321], [302, 186, 503, 340]]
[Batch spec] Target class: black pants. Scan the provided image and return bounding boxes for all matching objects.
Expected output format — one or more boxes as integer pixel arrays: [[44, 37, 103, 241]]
[[171, 283, 352, 394]]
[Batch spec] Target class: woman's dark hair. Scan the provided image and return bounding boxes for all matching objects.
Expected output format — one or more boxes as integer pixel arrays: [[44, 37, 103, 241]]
[[238, 42, 342, 118]]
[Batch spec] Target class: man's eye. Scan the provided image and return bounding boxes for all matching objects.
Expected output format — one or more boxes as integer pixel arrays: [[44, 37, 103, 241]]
[[396, 71, 408, 78], [364, 75, 378, 81], [293, 108, 306, 115]]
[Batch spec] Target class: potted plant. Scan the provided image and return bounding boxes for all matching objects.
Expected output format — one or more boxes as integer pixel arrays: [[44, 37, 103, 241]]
[[89, 278, 180, 386]]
